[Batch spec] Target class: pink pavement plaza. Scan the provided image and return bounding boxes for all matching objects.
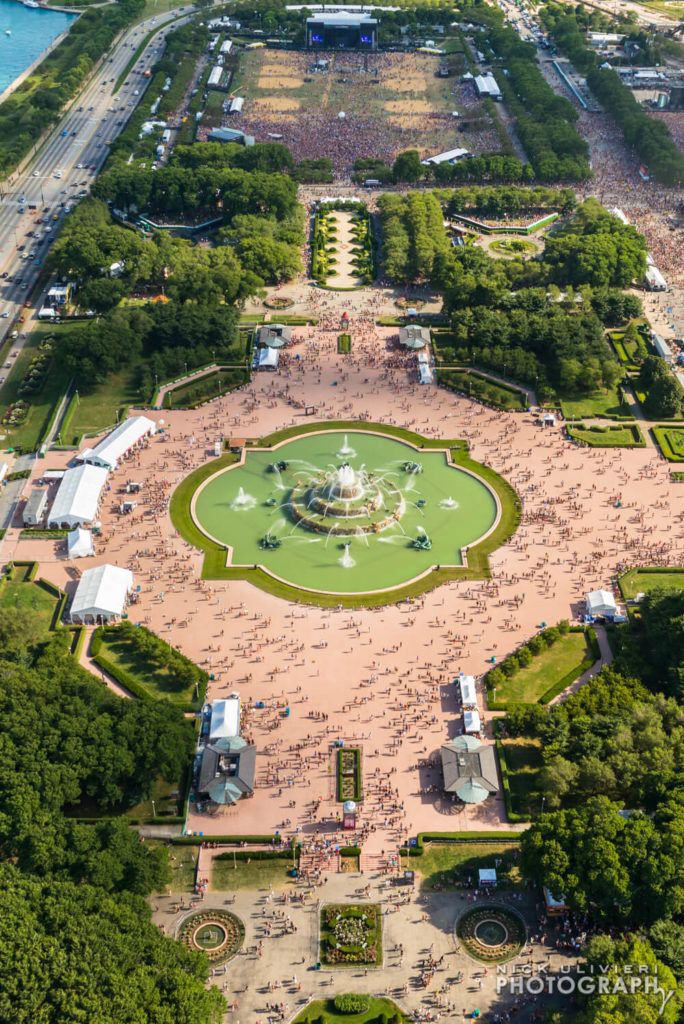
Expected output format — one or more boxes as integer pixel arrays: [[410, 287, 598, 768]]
[[9, 319, 684, 864]]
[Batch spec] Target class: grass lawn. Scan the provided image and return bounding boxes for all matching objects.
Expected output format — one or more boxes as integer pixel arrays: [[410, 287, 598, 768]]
[[0, 575, 61, 641], [210, 857, 297, 892], [491, 631, 594, 705], [0, 323, 73, 452], [337, 333, 352, 354], [292, 998, 410, 1024], [652, 426, 684, 462], [567, 423, 645, 447], [124, 774, 185, 820], [147, 842, 198, 892], [163, 367, 250, 410], [97, 630, 201, 706], [410, 841, 521, 890], [501, 738, 543, 820], [437, 369, 528, 411], [619, 567, 684, 599], [60, 369, 142, 445], [560, 387, 629, 420]]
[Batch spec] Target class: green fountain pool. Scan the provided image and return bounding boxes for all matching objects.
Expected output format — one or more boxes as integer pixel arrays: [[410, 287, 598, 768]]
[[192, 430, 498, 595]]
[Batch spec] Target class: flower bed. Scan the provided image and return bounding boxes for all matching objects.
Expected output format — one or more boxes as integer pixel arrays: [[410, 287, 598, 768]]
[[321, 904, 382, 966], [456, 906, 525, 963], [336, 747, 362, 801], [178, 909, 244, 965], [264, 295, 294, 310]]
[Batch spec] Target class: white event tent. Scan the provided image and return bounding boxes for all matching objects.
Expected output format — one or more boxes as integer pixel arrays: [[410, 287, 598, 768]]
[[586, 589, 617, 617], [67, 526, 94, 559], [463, 709, 482, 734], [69, 564, 133, 624], [209, 694, 241, 742], [458, 674, 477, 706], [78, 415, 156, 471], [48, 464, 108, 529]]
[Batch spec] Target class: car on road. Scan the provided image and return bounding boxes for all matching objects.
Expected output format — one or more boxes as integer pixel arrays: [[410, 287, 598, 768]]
[[18, 196, 26, 203], [20, 283, 27, 290], [0, 273, 7, 280], [33, 260, 41, 266], [18, 208, 25, 214], [0, 313, 8, 319], [61, 129, 69, 137], [0, 378, 5, 385], [32, 170, 39, 177], [54, 170, 62, 179], [17, 244, 25, 251]]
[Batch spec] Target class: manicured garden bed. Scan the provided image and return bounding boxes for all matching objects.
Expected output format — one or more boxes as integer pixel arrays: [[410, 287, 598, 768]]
[[567, 423, 645, 448], [337, 747, 362, 802], [652, 425, 684, 462], [178, 909, 244, 964], [456, 905, 525, 963], [292, 997, 409, 1024], [320, 904, 382, 967], [337, 333, 352, 354]]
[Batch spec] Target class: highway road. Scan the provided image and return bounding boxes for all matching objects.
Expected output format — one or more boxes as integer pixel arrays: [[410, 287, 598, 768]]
[[0, 3, 194, 351]]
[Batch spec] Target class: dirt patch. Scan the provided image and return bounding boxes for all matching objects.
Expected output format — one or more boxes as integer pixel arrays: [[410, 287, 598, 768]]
[[252, 96, 301, 113], [385, 99, 433, 114], [257, 73, 305, 90], [387, 74, 428, 94]]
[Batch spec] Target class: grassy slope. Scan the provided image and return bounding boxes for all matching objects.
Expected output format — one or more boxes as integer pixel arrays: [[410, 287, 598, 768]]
[[492, 632, 591, 704]]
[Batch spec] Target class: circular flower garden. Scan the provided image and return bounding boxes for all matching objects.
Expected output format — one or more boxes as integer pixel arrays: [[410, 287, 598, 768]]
[[178, 910, 245, 965], [456, 906, 525, 963], [321, 904, 382, 966]]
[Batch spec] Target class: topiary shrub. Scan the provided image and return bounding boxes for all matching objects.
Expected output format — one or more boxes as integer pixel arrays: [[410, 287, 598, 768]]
[[334, 994, 371, 1014]]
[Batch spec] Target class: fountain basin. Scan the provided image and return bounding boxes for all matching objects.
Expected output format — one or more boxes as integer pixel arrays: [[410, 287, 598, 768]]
[[190, 429, 501, 596]]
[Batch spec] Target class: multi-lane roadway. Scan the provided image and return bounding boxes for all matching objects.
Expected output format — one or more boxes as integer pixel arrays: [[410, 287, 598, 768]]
[[0, 4, 193, 347]]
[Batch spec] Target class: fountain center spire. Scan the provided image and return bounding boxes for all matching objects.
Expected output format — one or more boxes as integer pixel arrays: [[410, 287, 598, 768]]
[[328, 462, 363, 500]]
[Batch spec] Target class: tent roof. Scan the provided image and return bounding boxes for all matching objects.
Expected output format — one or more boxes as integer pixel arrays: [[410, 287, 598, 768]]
[[209, 696, 240, 741], [586, 589, 616, 611], [464, 709, 482, 733], [67, 527, 94, 558], [479, 868, 497, 882], [70, 564, 133, 619], [48, 464, 108, 526], [257, 347, 280, 369], [78, 415, 155, 470]]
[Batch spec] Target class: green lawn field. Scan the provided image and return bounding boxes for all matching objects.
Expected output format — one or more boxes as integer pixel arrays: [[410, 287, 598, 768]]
[[619, 567, 684, 599], [491, 631, 594, 705], [409, 841, 521, 890]]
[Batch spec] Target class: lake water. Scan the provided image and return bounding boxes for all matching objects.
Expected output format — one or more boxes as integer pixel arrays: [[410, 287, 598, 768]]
[[0, 0, 77, 95]]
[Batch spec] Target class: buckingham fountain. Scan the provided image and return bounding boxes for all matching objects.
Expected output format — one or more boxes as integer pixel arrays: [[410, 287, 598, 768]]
[[288, 461, 407, 536], [189, 428, 503, 596]]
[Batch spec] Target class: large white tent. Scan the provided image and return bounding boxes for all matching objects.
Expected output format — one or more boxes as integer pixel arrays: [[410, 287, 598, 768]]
[[458, 673, 477, 706], [69, 564, 133, 624], [586, 589, 617, 617], [67, 527, 94, 559], [48, 464, 108, 529], [463, 709, 482, 735], [209, 694, 240, 742], [78, 415, 156, 471]]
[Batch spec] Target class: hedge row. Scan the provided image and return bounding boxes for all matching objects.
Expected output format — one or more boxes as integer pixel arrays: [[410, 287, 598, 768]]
[[399, 831, 523, 855], [171, 835, 282, 846], [215, 848, 300, 862]]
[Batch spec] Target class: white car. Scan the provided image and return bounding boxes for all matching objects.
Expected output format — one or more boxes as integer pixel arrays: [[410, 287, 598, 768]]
[[76, 162, 84, 169], [54, 170, 63, 179], [32, 170, 39, 177], [0, 312, 9, 319]]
